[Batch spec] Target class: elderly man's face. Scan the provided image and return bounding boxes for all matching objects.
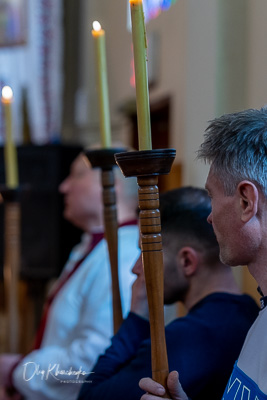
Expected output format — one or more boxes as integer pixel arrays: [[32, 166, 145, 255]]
[[59, 154, 103, 230], [205, 165, 251, 267]]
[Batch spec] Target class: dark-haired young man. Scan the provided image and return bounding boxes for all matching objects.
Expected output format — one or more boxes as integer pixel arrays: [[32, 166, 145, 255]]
[[78, 186, 259, 400]]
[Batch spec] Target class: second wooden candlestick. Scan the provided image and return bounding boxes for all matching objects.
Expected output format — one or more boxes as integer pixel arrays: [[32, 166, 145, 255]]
[[85, 148, 125, 333]]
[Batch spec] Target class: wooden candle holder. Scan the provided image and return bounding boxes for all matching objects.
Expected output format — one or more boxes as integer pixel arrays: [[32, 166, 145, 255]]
[[0, 187, 23, 353], [84, 148, 125, 334], [115, 149, 176, 393]]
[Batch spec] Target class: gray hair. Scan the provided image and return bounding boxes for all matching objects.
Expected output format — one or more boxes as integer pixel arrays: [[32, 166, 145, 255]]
[[197, 108, 267, 197]]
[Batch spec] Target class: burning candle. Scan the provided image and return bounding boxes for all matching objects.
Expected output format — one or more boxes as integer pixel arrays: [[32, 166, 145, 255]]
[[1, 86, 19, 188], [129, 0, 152, 150], [92, 21, 111, 148]]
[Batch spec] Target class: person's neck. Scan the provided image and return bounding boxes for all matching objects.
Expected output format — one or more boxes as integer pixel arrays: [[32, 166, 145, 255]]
[[117, 205, 137, 226], [184, 267, 241, 311], [84, 217, 104, 234], [247, 215, 267, 294], [247, 260, 267, 296], [89, 225, 104, 234], [83, 207, 137, 234]]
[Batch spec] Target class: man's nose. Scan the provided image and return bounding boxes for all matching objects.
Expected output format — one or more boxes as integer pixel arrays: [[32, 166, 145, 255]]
[[207, 211, 212, 225], [132, 256, 143, 275], [59, 178, 69, 194]]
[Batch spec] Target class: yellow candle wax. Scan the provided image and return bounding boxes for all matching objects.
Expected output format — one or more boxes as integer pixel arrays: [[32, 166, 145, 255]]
[[1, 86, 19, 189], [92, 21, 111, 148], [130, 0, 152, 150]]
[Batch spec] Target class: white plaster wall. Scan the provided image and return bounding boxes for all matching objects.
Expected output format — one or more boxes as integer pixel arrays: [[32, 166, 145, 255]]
[[79, 0, 186, 152], [80, 0, 267, 187], [183, 0, 218, 187], [247, 0, 267, 109]]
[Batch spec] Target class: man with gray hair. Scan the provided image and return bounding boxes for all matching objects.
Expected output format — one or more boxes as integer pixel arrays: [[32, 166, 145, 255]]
[[139, 107, 267, 400]]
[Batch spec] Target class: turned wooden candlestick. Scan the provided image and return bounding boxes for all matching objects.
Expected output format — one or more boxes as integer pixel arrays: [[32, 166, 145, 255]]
[[115, 149, 176, 394], [0, 188, 22, 353], [85, 148, 125, 334]]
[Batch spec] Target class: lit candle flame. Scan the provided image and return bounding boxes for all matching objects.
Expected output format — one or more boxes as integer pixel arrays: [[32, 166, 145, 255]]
[[1, 86, 13, 102], [92, 21, 101, 32]]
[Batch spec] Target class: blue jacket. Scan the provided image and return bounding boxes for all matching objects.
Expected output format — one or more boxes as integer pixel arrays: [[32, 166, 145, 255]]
[[78, 293, 259, 400]]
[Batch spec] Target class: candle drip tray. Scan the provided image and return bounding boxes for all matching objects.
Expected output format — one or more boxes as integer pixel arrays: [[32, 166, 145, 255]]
[[115, 149, 176, 177]]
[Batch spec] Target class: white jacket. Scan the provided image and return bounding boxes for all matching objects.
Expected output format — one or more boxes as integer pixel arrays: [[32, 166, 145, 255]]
[[13, 224, 140, 400]]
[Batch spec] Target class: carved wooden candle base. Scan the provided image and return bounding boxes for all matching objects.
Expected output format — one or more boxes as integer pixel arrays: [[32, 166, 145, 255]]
[[115, 149, 176, 393], [0, 187, 22, 353], [84, 148, 125, 334]]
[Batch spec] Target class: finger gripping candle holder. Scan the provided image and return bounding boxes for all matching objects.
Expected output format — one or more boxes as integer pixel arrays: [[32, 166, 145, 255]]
[[84, 148, 126, 334], [115, 149, 176, 394]]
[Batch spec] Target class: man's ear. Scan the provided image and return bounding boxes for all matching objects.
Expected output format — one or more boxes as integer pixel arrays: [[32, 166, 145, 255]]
[[237, 181, 258, 222], [177, 247, 199, 277]]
